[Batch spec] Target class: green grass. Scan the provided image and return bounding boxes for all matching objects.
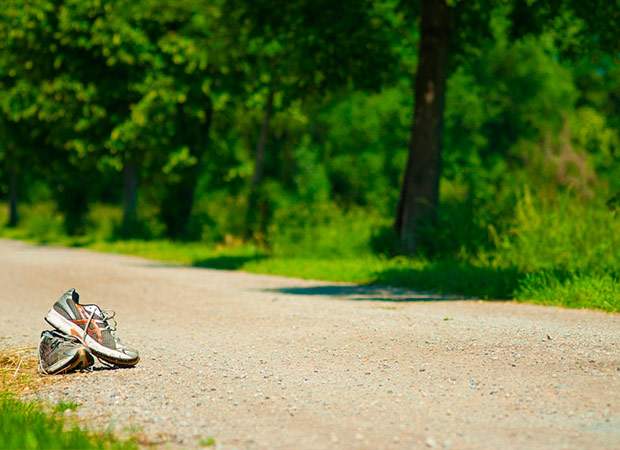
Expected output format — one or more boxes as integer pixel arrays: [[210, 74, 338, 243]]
[[54, 401, 80, 413], [2, 231, 617, 312], [198, 435, 216, 447], [0, 198, 618, 313], [516, 271, 620, 311], [0, 393, 136, 450], [0, 347, 136, 450]]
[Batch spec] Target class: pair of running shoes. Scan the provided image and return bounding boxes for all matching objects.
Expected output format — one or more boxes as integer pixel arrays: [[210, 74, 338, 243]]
[[38, 289, 140, 374]]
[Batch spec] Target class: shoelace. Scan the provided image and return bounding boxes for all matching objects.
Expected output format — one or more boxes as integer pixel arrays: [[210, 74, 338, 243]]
[[82, 309, 97, 342], [95, 309, 125, 368], [80, 309, 110, 368], [101, 309, 118, 334], [68, 307, 121, 369], [82, 308, 121, 343], [40, 309, 129, 372], [102, 309, 125, 345]]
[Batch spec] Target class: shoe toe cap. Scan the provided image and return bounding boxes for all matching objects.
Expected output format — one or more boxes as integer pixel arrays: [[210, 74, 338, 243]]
[[121, 346, 139, 360]]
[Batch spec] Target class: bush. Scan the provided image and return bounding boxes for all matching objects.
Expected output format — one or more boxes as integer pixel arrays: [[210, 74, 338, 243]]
[[497, 189, 620, 275], [19, 203, 65, 242], [268, 202, 388, 258], [517, 271, 619, 312], [85, 204, 122, 241]]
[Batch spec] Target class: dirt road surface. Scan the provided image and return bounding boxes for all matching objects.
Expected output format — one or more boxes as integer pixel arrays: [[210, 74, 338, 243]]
[[0, 239, 618, 449]]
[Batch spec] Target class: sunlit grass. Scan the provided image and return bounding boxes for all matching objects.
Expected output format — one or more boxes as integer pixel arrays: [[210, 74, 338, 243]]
[[0, 394, 136, 450], [516, 271, 620, 312], [0, 347, 136, 450], [1, 200, 617, 313], [1, 228, 618, 312]]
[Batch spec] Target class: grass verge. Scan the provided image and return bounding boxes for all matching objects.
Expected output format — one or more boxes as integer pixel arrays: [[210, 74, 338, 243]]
[[1, 228, 617, 312], [0, 347, 136, 450], [0, 394, 136, 450]]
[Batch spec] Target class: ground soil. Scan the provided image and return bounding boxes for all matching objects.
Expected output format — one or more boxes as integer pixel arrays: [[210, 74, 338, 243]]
[[0, 239, 618, 449]]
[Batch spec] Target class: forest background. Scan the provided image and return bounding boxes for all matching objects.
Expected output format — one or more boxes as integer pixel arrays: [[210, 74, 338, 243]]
[[0, 0, 618, 312]]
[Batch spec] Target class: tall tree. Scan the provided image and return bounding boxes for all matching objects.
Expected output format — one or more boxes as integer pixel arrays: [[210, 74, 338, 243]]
[[396, 0, 453, 254], [395, 0, 620, 253], [144, 0, 236, 239], [0, 1, 71, 229], [232, 0, 397, 239]]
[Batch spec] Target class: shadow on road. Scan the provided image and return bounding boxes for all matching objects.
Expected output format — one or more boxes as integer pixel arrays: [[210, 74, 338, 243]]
[[262, 262, 520, 302], [193, 255, 266, 270], [262, 284, 476, 302], [90, 365, 138, 372], [130, 252, 518, 302]]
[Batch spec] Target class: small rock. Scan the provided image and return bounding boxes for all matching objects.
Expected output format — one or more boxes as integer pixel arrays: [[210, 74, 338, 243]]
[[425, 437, 437, 448]]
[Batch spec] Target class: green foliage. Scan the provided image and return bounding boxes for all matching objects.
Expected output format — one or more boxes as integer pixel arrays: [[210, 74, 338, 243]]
[[54, 401, 80, 414], [19, 203, 65, 242], [317, 85, 410, 212], [517, 271, 619, 312], [1, 0, 619, 312], [0, 393, 135, 450], [3, 214, 616, 312], [496, 190, 620, 275], [84, 204, 123, 241], [87, 239, 264, 268], [198, 436, 216, 447], [268, 202, 389, 258]]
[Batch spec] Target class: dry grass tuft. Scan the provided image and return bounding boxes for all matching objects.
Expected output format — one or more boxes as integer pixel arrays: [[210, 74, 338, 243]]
[[0, 346, 43, 394]]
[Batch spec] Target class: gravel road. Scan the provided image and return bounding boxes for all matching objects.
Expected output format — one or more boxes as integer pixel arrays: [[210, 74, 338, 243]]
[[0, 239, 618, 449]]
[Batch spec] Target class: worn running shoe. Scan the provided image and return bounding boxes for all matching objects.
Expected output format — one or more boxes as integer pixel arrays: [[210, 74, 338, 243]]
[[38, 329, 94, 375], [45, 289, 140, 367]]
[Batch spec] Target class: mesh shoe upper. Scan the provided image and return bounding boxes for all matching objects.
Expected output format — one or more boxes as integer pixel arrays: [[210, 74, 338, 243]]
[[47, 289, 139, 366], [38, 329, 93, 374], [80, 304, 119, 350], [52, 289, 120, 350]]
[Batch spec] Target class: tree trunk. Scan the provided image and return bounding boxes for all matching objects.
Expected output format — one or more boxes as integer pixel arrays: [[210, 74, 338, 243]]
[[8, 167, 18, 227], [395, 0, 453, 254], [122, 161, 138, 235], [246, 85, 275, 240], [160, 102, 213, 239], [251, 85, 275, 189]]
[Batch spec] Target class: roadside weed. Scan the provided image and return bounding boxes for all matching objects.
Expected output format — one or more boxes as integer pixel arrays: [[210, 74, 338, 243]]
[[199, 435, 216, 446], [54, 401, 80, 413]]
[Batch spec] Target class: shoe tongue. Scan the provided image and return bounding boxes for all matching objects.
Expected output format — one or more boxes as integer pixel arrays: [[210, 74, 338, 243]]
[[69, 289, 80, 304], [82, 304, 104, 319]]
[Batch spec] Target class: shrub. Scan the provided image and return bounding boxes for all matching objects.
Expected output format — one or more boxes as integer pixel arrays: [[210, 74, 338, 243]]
[[497, 189, 620, 275], [268, 202, 388, 258], [19, 203, 65, 242], [517, 271, 619, 312], [85, 204, 123, 241]]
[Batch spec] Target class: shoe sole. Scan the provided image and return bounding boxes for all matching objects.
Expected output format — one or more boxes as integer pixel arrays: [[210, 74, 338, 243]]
[[45, 309, 140, 367], [42, 348, 93, 375]]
